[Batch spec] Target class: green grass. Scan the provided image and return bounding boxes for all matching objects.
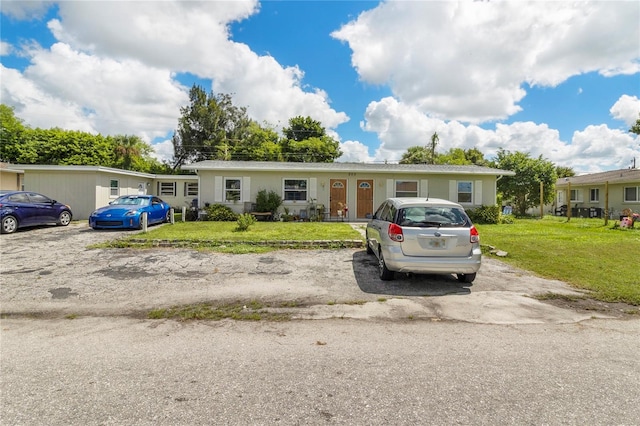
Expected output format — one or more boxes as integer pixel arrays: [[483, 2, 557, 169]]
[[477, 216, 640, 305], [131, 221, 361, 242], [148, 300, 290, 321]]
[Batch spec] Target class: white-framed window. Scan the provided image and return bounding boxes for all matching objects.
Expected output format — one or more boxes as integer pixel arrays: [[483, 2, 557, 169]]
[[109, 179, 119, 197], [159, 182, 176, 197], [395, 180, 418, 197], [570, 189, 582, 202], [224, 178, 241, 202], [283, 179, 307, 201], [184, 182, 198, 197], [624, 186, 639, 202], [589, 188, 599, 203], [457, 181, 473, 203]]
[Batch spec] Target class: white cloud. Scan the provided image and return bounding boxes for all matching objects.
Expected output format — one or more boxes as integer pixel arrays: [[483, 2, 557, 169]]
[[337, 140, 374, 163], [360, 97, 640, 173], [1, 0, 52, 20], [2, 0, 349, 161], [610, 95, 640, 127], [333, 0, 640, 123], [0, 41, 13, 56], [151, 138, 175, 164]]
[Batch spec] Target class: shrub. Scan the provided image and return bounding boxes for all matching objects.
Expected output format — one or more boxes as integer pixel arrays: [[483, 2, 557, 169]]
[[467, 205, 501, 224], [204, 204, 238, 221], [236, 213, 256, 231], [255, 189, 282, 213]]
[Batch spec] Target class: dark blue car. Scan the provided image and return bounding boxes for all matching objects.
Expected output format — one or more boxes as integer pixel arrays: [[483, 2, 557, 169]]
[[89, 195, 171, 230], [0, 190, 73, 234]]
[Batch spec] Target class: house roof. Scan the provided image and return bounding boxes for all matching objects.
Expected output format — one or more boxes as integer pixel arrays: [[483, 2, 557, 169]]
[[556, 168, 640, 187], [17, 164, 157, 178], [183, 160, 515, 176]]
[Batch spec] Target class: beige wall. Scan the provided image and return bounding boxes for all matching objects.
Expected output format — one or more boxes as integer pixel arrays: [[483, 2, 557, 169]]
[[24, 170, 154, 220], [152, 177, 199, 209], [0, 170, 22, 191], [196, 170, 499, 220], [557, 183, 640, 217]]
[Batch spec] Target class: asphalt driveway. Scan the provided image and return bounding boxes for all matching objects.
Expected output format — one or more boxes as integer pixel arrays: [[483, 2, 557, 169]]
[[0, 221, 624, 324]]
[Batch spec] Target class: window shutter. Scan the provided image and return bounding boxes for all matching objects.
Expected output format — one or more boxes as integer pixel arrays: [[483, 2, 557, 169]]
[[214, 176, 223, 202], [242, 177, 251, 202], [386, 179, 394, 198], [420, 179, 429, 198], [449, 180, 457, 202], [309, 178, 317, 200], [474, 180, 482, 205]]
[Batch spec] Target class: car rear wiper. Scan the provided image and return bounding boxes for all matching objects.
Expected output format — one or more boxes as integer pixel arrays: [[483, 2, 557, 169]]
[[415, 221, 444, 227]]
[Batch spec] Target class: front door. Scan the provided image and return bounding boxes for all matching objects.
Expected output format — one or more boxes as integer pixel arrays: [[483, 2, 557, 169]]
[[356, 179, 374, 219], [329, 179, 347, 219]]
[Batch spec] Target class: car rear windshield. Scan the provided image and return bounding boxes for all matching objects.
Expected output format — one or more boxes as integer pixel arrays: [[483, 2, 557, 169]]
[[396, 206, 470, 227]]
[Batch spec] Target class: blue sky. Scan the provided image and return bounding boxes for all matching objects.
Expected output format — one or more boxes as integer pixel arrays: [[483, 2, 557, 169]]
[[1, 0, 639, 173]]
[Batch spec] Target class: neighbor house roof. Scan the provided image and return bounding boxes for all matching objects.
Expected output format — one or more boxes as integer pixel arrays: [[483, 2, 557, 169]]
[[556, 168, 640, 187], [183, 160, 515, 176], [15, 164, 197, 180]]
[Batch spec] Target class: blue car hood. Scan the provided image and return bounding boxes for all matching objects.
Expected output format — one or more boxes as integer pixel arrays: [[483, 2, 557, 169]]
[[93, 205, 142, 216]]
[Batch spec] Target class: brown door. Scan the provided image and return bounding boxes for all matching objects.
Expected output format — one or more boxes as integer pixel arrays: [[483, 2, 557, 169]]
[[330, 179, 347, 218], [357, 179, 374, 219]]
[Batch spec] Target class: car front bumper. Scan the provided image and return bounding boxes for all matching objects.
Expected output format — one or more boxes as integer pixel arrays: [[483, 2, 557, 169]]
[[89, 216, 140, 229]]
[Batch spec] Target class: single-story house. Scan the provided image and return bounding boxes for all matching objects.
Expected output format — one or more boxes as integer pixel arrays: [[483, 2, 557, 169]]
[[182, 161, 515, 221], [15, 165, 197, 220], [12, 161, 514, 221], [555, 168, 640, 218], [0, 162, 24, 191]]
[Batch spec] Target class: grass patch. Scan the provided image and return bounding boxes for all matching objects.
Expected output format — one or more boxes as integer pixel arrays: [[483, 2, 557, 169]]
[[97, 221, 363, 252], [477, 216, 640, 305], [148, 300, 290, 321]]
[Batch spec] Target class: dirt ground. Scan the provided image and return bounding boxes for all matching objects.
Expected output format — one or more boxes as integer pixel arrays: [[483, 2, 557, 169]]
[[1, 221, 637, 323]]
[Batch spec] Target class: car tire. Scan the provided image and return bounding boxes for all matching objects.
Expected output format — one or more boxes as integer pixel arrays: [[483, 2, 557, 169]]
[[164, 210, 171, 223], [457, 273, 476, 283], [365, 234, 374, 255], [378, 250, 394, 281], [2, 215, 18, 234], [57, 211, 72, 226]]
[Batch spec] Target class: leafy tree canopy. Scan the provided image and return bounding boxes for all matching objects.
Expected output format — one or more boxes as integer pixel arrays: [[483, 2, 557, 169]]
[[630, 113, 640, 135], [493, 149, 557, 216], [280, 116, 342, 162]]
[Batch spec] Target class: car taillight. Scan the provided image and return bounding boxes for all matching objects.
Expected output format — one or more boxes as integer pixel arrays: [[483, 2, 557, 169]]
[[470, 225, 479, 243], [388, 223, 404, 242]]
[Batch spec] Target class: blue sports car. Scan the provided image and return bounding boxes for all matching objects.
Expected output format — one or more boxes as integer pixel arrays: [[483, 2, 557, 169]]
[[89, 195, 171, 230]]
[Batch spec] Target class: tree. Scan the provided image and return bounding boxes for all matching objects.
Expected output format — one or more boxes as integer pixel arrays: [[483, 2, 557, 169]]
[[555, 165, 575, 178], [280, 116, 341, 162], [399, 146, 431, 164], [429, 132, 439, 164], [493, 149, 557, 216], [630, 113, 640, 135], [0, 104, 29, 162], [230, 122, 282, 161], [172, 85, 253, 169]]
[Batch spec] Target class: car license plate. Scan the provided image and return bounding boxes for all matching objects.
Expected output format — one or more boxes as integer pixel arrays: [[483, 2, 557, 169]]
[[428, 238, 446, 249]]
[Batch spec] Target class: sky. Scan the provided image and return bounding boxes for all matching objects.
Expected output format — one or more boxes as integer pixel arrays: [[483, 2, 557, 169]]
[[1, 0, 639, 174]]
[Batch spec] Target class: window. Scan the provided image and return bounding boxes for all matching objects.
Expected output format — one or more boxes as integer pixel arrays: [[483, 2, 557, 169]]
[[224, 178, 241, 202], [570, 189, 582, 202], [184, 182, 198, 197], [110, 179, 119, 197], [395, 180, 418, 197], [589, 188, 599, 203], [624, 186, 639, 202], [28, 193, 51, 203], [283, 179, 307, 201], [457, 181, 472, 203], [159, 182, 176, 197]]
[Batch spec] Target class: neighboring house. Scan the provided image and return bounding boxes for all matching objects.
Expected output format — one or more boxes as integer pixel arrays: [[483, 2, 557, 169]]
[[0, 163, 24, 191], [183, 161, 515, 221], [17, 165, 158, 220], [555, 168, 640, 218]]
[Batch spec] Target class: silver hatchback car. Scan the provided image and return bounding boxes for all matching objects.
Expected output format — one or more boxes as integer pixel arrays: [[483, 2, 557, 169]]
[[365, 198, 481, 282]]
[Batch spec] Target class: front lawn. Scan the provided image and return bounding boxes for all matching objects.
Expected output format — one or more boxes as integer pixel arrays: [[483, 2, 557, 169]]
[[476, 216, 640, 305]]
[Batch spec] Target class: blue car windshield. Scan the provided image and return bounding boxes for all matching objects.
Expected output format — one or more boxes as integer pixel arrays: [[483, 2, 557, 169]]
[[113, 197, 149, 206]]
